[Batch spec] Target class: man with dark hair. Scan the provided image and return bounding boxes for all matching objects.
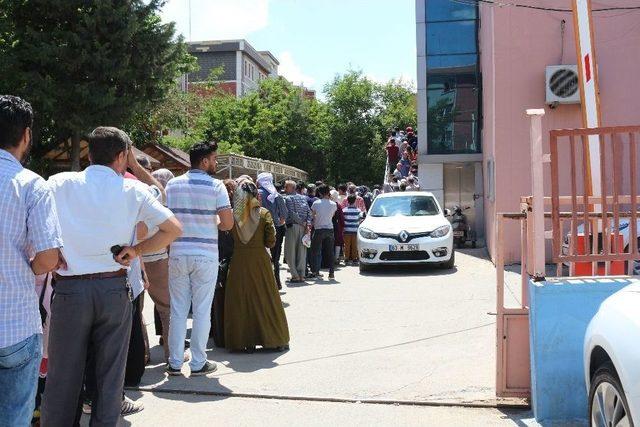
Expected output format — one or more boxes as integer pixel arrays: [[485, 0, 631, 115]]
[[310, 184, 337, 279], [306, 183, 318, 209], [336, 183, 348, 205], [0, 95, 63, 426], [165, 141, 234, 377], [42, 126, 183, 426]]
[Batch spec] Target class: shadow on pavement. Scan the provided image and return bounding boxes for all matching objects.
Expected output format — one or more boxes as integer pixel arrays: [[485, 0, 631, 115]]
[[224, 347, 289, 373], [496, 408, 534, 426], [359, 264, 459, 277]]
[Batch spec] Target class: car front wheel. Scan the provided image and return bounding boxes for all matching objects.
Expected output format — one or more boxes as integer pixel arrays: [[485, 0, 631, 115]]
[[589, 362, 633, 427], [441, 251, 455, 269]]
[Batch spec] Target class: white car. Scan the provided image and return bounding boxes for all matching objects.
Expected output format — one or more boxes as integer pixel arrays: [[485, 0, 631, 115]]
[[584, 283, 640, 426], [357, 191, 454, 272]]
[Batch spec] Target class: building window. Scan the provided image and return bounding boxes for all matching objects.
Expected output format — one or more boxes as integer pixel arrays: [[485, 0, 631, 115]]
[[425, 0, 481, 155]]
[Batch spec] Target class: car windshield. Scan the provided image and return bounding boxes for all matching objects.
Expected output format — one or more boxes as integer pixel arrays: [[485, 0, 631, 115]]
[[370, 196, 440, 217]]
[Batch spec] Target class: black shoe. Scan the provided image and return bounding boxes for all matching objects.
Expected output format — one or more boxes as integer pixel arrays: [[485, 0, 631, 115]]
[[166, 364, 182, 376], [191, 361, 218, 376], [328, 273, 335, 279]]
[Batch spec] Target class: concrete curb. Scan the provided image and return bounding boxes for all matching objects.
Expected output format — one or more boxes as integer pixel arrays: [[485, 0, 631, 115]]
[[127, 386, 530, 410]]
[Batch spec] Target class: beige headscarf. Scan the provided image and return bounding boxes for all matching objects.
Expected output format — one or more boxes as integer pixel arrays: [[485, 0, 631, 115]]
[[233, 176, 262, 244]]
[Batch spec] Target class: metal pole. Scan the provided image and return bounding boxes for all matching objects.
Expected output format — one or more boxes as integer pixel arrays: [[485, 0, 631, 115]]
[[527, 109, 546, 279]]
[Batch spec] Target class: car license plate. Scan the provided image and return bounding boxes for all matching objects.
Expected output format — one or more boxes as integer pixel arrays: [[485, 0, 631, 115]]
[[453, 231, 464, 237], [389, 244, 419, 251]]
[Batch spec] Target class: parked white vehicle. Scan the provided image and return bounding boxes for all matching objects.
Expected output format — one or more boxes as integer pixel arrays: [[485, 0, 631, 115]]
[[584, 283, 640, 426], [357, 192, 454, 272]]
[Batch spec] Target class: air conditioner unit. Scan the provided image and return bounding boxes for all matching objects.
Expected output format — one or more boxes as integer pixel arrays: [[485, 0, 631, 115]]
[[546, 65, 580, 105]]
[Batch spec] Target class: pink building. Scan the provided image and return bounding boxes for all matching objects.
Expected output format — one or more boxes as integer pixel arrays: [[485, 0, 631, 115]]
[[416, 0, 640, 261]]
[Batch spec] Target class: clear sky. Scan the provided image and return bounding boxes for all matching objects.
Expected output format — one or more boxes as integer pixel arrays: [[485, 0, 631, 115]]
[[161, 0, 417, 95]]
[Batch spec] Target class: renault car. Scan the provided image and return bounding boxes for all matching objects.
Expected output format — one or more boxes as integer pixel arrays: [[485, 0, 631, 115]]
[[357, 192, 454, 272]]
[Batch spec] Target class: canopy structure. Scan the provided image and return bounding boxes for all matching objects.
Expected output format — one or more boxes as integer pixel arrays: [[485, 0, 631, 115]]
[[141, 143, 191, 175], [43, 139, 159, 173], [215, 153, 308, 183]]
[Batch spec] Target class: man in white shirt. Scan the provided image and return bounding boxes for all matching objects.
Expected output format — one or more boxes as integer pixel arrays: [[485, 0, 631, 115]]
[[310, 185, 338, 279], [41, 127, 182, 426]]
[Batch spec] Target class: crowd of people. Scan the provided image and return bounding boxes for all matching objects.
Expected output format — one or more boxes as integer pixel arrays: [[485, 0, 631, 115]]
[[0, 94, 388, 427], [384, 126, 421, 193]]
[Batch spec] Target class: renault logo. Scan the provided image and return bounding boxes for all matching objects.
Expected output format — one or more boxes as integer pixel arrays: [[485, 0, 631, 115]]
[[399, 230, 409, 242]]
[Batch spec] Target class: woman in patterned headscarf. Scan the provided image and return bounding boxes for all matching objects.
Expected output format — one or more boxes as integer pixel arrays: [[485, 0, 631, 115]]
[[224, 177, 290, 352]]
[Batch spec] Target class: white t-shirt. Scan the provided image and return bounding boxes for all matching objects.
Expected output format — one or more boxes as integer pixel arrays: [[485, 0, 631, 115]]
[[48, 165, 173, 276], [312, 198, 337, 230]]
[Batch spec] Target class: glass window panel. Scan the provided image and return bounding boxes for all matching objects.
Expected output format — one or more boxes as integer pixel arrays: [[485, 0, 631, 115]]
[[426, 0, 477, 22], [427, 54, 477, 71], [427, 21, 477, 55], [428, 120, 480, 154]]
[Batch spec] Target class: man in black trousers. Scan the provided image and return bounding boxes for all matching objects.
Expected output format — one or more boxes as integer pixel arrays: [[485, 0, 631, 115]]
[[42, 127, 182, 426]]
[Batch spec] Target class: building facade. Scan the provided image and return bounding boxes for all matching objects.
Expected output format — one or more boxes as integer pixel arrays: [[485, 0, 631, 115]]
[[187, 40, 279, 97], [416, 0, 640, 261]]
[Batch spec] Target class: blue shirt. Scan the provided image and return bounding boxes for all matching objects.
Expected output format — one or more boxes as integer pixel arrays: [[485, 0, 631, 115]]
[[285, 193, 311, 226], [258, 187, 288, 226], [0, 149, 63, 348], [166, 170, 231, 260]]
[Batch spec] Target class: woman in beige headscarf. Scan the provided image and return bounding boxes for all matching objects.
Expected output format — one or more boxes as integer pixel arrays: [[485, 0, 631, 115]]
[[224, 177, 290, 352]]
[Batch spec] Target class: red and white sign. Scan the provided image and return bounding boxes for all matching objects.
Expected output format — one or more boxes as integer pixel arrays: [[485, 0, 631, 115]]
[[573, 0, 602, 197]]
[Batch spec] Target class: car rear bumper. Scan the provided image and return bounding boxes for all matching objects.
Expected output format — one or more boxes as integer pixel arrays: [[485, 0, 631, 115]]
[[357, 234, 453, 265]]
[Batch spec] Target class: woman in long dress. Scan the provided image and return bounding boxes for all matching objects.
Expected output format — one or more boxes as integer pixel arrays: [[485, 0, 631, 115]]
[[224, 178, 290, 352]]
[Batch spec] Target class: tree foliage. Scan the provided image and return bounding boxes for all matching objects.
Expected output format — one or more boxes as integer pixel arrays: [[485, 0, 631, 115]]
[[192, 78, 330, 179], [155, 72, 415, 185], [0, 0, 195, 169], [324, 70, 416, 185]]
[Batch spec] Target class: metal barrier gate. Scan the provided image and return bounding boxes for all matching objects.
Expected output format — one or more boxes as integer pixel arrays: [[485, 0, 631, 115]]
[[495, 111, 640, 398]]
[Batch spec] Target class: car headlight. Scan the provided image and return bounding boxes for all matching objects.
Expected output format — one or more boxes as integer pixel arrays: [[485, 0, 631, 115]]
[[430, 225, 451, 238], [359, 227, 379, 240]]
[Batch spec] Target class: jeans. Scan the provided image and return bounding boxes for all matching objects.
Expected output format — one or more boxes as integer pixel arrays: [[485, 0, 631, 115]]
[[270, 225, 286, 287], [0, 334, 42, 427], [311, 229, 335, 274], [168, 255, 218, 371]]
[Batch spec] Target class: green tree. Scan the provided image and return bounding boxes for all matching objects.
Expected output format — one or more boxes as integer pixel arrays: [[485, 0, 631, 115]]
[[0, 0, 195, 170], [323, 71, 416, 185], [195, 78, 330, 179]]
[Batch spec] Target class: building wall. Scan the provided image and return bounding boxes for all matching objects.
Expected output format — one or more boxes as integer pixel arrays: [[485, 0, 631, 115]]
[[240, 53, 269, 96], [189, 51, 237, 82], [481, 1, 640, 262]]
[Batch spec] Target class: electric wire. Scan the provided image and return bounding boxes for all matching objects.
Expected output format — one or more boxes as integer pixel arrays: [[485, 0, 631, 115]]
[[446, 0, 640, 13]]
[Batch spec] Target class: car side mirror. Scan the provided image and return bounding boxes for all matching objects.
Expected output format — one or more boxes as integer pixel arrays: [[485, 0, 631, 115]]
[[360, 211, 367, 220], [444, 208, 451, 216]]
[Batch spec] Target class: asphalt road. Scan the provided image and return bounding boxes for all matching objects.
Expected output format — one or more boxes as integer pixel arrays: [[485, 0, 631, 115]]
[[89, 249, 538, 425]]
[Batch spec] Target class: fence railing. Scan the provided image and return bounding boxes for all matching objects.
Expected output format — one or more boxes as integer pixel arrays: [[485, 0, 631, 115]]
[[549, 126, 640, 277]]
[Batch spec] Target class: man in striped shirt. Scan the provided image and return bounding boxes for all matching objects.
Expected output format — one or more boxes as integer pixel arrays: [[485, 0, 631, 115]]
[[342, 194, 362, 265], [165, 141, 233, 377]]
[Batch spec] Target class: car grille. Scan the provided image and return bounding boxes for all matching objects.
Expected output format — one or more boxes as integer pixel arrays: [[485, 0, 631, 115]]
[[377, 231, 432, 242], [379, 251, 430, 261]]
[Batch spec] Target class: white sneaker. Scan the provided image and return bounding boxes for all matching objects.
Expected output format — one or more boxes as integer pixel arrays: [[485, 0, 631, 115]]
[[121, 396, 144, 416]]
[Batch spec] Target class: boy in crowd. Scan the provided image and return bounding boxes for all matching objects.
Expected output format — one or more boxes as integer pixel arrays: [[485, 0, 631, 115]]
[[342, 194, 361, 265]]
